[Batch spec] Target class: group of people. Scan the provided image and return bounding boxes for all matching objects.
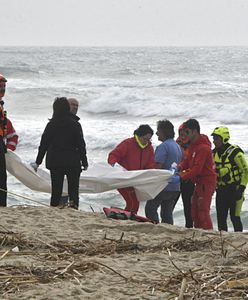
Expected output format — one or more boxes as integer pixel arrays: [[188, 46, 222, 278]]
[[1, 73, 248, 232], [108, 119, 248, 232], [0, 73, 88, 210]]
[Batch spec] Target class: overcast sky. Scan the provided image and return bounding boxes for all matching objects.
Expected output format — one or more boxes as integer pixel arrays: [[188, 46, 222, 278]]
[[1, 0, 248, 47]]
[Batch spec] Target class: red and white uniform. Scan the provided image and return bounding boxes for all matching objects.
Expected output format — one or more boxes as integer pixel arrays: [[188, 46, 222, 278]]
[[6, 119, 18, 151]]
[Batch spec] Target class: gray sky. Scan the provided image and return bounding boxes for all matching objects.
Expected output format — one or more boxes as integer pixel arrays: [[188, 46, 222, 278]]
[[1, 0, 248, 46]]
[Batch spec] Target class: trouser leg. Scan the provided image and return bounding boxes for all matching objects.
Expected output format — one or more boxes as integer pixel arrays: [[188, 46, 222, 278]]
[[230, 187, 243, 232], [0, 145, 7, 207], [118, 187, 139, 213], [216, 189, 229, 231], [161, 191, 180, 225], [181, 180, 194, 228], [66, 167, 81, 209], [145, 193, 163, 223], [50, 169, 65, 207], [192, 182, 214, 230]]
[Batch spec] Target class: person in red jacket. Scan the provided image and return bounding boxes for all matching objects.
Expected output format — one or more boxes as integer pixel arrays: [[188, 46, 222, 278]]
[[108, 124, 155, 213], [178, 119, 216, 230]]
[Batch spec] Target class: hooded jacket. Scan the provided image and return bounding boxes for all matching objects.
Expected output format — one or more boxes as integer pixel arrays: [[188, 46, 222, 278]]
[[108, 137, 155, 170], [178, 134, 216, 185]]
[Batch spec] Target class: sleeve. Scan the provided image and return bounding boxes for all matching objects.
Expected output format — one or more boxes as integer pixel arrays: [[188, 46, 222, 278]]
[[77, 123, 88, 168], [6, 119, 19, 151], [180, 146, 209, 181], [234, 151, 248, 187], [155, 144, 168, 165], [144, 145, 155, 169], [108, 140, 128, 165], [35, 123, 52, 165]]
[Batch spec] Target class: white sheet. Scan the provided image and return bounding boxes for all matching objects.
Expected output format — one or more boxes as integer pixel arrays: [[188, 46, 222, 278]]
[[5, 151, 172, 202]]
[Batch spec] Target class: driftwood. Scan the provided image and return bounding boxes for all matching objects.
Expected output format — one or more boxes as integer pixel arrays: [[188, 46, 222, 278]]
[[1, 229, 248, 299]]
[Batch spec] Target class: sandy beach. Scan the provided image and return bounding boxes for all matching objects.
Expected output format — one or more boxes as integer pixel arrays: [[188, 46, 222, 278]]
[[0, 206, 248, 299]]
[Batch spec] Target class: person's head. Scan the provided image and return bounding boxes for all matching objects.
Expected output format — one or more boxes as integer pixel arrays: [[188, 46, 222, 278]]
[[134, 124, 153, 146], [52, 97, 70, 118], [0, 74, 7, 99], [182, 118, 200, 144], [177, 123, 190, 147], [211, 126, 230, 149], [156, 120, 175, 142], [68, 98, 79, 115]]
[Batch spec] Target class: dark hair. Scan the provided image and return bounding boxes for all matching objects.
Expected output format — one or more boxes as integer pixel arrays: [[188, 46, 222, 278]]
[[134, 124, 153, 137], [52, 97, 70, 119], [157, 119, 175, 139], [183, 119, 200, 133]]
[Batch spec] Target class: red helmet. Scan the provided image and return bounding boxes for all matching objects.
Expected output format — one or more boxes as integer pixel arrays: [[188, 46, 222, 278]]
[[0, 74, 7, 82]]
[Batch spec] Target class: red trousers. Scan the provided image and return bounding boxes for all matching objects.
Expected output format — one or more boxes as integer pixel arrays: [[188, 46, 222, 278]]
[[118, 187, 139, 213], [191, 182, 215, 230]]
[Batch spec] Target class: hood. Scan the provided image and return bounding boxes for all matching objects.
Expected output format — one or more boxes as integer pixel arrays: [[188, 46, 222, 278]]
[[192, 134, 212, 148]]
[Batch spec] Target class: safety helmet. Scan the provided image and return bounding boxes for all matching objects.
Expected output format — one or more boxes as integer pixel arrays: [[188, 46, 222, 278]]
[[211, 127, 230, 144], [0, 74, 7, 82]]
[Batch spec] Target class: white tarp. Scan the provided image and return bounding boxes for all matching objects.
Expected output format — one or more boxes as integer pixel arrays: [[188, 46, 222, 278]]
[[5, 151, 173, 202]]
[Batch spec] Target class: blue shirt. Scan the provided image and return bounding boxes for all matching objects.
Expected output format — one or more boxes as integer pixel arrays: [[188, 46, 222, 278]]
[[155, 138, 183, 191]]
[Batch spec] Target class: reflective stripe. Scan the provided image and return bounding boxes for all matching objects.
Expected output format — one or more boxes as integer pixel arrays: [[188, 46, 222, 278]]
[[6, 132, 17, 138], [8, 141, 17, 146]]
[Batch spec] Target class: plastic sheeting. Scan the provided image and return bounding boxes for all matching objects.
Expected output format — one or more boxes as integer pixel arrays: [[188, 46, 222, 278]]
[[5, 151, 173, 202]]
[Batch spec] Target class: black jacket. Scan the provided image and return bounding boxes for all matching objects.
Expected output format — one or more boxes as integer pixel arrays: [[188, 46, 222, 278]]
[[36, 114, 88, 169]]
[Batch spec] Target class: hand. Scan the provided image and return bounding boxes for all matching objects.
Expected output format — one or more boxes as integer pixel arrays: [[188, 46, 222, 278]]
[[236, 185, 245, 200], [82, 166, 88, 171], [168, 175, 180, 184], [30, 162, 39, 172], [111, 163, 115, 167]]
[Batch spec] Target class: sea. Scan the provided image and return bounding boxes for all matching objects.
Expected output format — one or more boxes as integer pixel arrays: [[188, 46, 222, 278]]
[[1, 46, 248, 229]]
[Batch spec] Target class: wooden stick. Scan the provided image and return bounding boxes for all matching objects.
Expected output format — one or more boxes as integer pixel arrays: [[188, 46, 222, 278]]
[[95, 261, 128, 280]]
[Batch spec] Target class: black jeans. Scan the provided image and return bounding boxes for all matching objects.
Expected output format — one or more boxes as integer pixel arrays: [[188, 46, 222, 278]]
[[216, 185, 243, 232], [0, 138, 7, 206], [50, 167, 81, 208]]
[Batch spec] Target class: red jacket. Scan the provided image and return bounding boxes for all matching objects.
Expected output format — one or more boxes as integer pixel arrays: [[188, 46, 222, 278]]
[[108, 137, 155, 170], [178, 134, 216, 185], [6, 119, 18, 151]]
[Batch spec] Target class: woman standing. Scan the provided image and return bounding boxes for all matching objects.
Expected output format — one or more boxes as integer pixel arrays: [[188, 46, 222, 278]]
[[32, 97, 88, 209], [108, 124, 155, 213]]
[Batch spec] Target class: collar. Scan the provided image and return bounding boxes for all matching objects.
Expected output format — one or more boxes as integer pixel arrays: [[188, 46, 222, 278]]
[[135, 134, 148, 149]]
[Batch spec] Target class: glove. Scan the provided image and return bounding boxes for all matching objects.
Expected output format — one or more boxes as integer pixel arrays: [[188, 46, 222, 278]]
[[168, 175, 180, 184], [111, 163, 115, 167], [82, 166, 88, 171], [236, 185, 245, 200], [30, 162, 39, 172]]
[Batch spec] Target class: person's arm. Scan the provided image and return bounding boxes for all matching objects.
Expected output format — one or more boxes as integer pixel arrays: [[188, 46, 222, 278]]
[[154, 144, 167, 169], [108, 140, 128, 166], [6, 119, 18, 151], [234, 151, 248, 188], [179, 146, 209, 181], [35, 123, 52, 165], [144, 145, 156, 169], [77, 123, 88, 170]]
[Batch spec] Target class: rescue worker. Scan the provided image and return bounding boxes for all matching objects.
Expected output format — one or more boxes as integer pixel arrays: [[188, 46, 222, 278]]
[[0, 74, 8, 206], [108, 124, 155, 214], [175, 125, 195, 228], [212, 127, 248, 232], [178, 119, 216, 230]]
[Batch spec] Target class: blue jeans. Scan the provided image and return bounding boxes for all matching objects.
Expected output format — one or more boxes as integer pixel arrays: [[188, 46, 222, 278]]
[[145, 190, 180, 224]]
